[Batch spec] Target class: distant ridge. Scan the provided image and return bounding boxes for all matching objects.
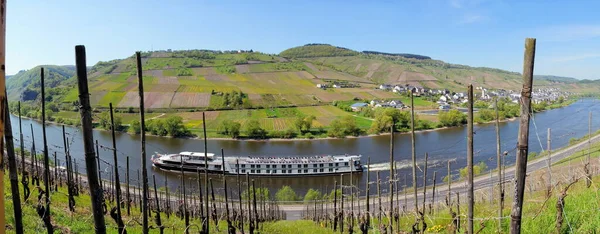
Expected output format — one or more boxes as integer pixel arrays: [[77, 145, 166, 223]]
[[362, 51, 431, 60]]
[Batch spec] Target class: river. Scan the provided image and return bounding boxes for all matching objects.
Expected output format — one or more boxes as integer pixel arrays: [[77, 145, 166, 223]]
[[9, 99, 599, 196]]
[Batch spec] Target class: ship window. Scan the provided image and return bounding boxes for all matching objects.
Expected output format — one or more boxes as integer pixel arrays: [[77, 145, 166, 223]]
[[344, 162, 349, 166], [319, 164, 324, 167], [335, 163, 339, 167], [282, 170, 286, 174], [297, 170, 301, 173], [257, 170, 261, 173], [266, 165, 270, 169], [304, 169, 308, 173], [251, 170, 255, 173], [288, 165, 292, 168], [297, 165, 302, 168], [251, 165, 255, 168], [313, 164, 317, 168], [215, 165, 221, 169], [266, 170, 270, 173], [288, 170, 292, 173], [329, 168, 333, 172], [329, 163, 333, 167], [242, 169, 246, 173], [272, 165, 277, 168], [313, 169, 317, 172], [319, 169, 324, 172], [304, 164, 308, 168]]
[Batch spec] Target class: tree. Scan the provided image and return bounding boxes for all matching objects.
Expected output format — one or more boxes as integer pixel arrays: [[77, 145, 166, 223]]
[[164, 116, 187, 137], [327, 119, 346, 138], [328, 116, 362, 138], [294, 115, 316, 133], [242, 187, 270, 201], [327, 189, 342, 201], [98, 112, 123, 131], [438, 109, 467, 127], [130, 120, 141, 134], [478, 109, 495, 122], [459, 161, 488, 178], [224, 120, 244, 137], [304, 189, 322, 203], [275, 186, 298, 201], [341, 116, 361, 136], [245, 119, 267, 139]]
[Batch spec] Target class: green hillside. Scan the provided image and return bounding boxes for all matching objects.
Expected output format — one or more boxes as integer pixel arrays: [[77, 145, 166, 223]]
[[4, 44, 595, 139], [279, 44, 358, 58], [6, 65, 76, 101], [534, 75, 579, 83]]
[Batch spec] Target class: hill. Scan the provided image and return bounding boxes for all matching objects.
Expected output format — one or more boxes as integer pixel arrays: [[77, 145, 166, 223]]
[[534, 75, 579, 83], [279, 44, 359, 58], [6, 65, 76, 101], [5, 44, 591, 139]]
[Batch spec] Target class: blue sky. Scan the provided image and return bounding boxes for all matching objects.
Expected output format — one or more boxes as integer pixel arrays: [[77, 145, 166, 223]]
[[7, 0, 600, 79]]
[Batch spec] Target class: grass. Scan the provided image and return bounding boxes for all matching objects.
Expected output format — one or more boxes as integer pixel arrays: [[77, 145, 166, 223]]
[[97, 91, 127, 107], [3, 174, 301, 233]]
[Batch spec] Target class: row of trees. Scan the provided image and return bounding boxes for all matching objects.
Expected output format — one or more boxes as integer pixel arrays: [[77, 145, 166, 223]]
[[130, 116, 190, 137], [243, 185, 343, 203]]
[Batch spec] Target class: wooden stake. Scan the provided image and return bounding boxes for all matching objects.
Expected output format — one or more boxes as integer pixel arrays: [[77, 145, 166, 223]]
[[252, 179, 259, 232], [467, 84, 474, 234], [247, 173, 253, 234], [432, 171, 437, 215], [510, 38, 536, 234], [0, 2, 6, 230], [109, 103, 125, 233], [388, 125, 394, 234], [3, 91, 23, 234], [75, 45, 106, 233], [40, 67, 54, 234], [203, 112, 209, 233], [237, 159, 244, 234], [135, 51, 150, 234], [376, 171, 381, 227], [422, 152, 429, 232], [126, 156, 130, 216], [63, 127, 74, 211], [410, 90, 419, 214], [152, 175, 163, 234], [222, 149, 233, 233], [31, 124, 38, 186], [546, 128, 552, 198], [180, 147, 189, 233], [19, 102, 30, 201], [366, 157, 370, 230], [496, 97, 503, 231], [333, 180, 338, 232]]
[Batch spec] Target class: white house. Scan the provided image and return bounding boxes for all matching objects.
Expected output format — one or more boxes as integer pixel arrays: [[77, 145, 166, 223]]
[[379, 84, 392, 90]]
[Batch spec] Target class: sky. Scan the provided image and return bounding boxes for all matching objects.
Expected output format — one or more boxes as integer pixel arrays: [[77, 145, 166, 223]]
[[7, 0, 600, 79]]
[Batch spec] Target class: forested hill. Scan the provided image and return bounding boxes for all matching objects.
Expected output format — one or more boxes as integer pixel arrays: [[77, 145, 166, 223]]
[[279, 44, 359, 58], [7, 65, 76, 101]]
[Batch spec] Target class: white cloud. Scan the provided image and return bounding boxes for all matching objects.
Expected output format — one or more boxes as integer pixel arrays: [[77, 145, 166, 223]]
[[458, 14, 486, 24]]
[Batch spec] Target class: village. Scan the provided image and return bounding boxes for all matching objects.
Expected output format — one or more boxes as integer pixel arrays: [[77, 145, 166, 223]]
[[334, 83, 572, 112]]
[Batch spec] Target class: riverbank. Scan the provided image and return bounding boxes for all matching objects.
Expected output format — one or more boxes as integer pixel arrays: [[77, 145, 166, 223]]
[[10, 98, 576, 142]]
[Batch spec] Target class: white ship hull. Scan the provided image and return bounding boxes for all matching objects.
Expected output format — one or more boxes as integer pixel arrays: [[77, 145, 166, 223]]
[[151, 151, 363, 176]]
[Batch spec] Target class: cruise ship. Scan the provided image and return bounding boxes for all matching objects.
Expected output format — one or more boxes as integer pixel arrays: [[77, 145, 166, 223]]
[[151, 151, 363, 176]]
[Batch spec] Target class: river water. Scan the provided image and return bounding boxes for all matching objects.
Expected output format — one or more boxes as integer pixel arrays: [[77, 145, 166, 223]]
[[9, 99, 600, 196]]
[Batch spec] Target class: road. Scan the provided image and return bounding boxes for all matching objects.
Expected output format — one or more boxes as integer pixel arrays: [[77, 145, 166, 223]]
[[281, 132, 600, 220]]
